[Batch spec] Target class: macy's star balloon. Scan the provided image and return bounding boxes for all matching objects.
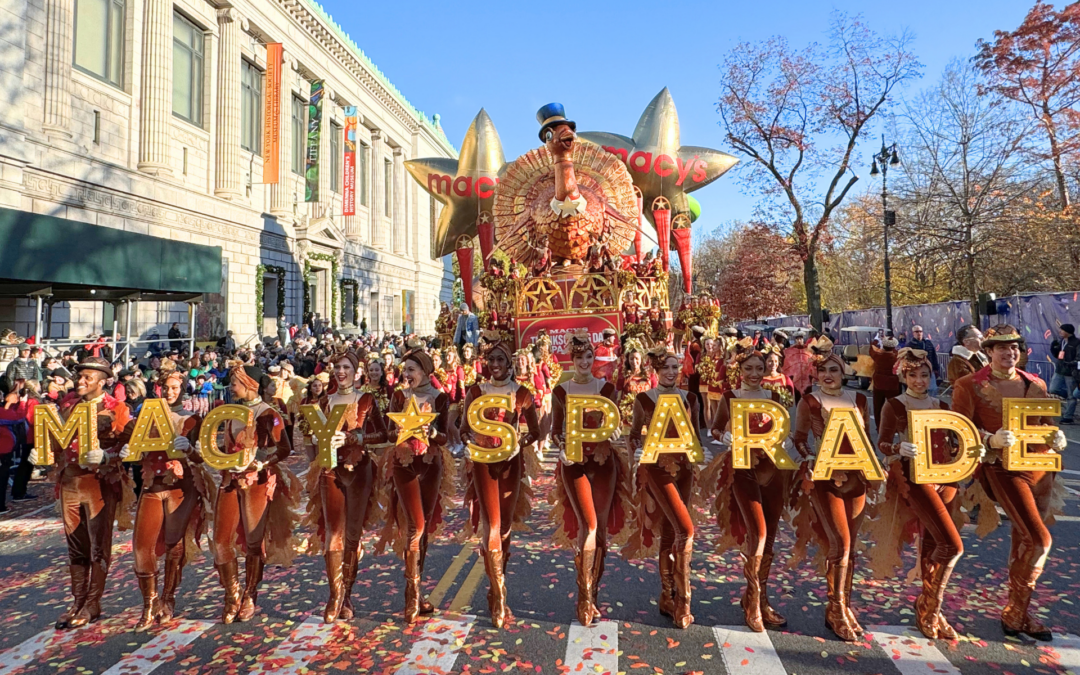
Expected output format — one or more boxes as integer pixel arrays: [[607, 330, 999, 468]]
[[405, 109, 506, 260], [578, 88, 737, 229]]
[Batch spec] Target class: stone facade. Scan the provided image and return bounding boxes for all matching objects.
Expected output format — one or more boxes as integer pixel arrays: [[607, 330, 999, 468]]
[[0, 0, 455, 344]]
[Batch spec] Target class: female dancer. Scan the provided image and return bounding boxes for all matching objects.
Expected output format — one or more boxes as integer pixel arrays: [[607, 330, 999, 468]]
[[294, 374, 328, 459], [212, 364, 300, 624], [460, 337, 541, 627], [378, 349, 453, 623], [305, 351, 387, 623], [627, 348, 700, 629], [361, 359, 393, 415], [617, 341, 656, 427], [551, 334, 633, 626], [462, 342, 483, 386], [790, 340, 872, 642], [761, 347, 795, 409], [443, 348, 467, 448], [706, 348, 794, 631], [129, 370, 216, 630], [873, 348, 970, 639], [951, 325, 1065, 641]]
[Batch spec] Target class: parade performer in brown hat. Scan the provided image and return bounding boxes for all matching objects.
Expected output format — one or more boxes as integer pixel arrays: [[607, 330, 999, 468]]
[[704, 346, 794, 632], [459, 334, 541, 627], [550, 333, 634, 627], [790, 338, 872, 642], [870, 348, 972, 639], [624, 347, 701, 629], [129, 368, 215, 630], [304, 350, 388, 624], [212, 363, 300, 624], [377, 347, 453, 624], [951, 324, 1065, 641], [52, 356, 136, 629]]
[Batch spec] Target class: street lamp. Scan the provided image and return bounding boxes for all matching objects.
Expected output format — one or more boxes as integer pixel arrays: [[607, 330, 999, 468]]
[[870, 135, 900, 332]]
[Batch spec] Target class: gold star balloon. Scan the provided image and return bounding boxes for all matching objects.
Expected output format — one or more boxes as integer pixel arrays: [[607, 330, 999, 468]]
[[578, 88, 738, 229], [405, 109, 506, 259], [388, 395, 440, 446]]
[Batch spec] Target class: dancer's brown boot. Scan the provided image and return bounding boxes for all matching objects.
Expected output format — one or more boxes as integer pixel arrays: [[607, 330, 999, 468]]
[[339, 549, 360, 621], [759, 553, 786, 628], [403, 549, 422, 624], [825, 562, 858, 642], [741, 554, 764, 632], [418, 535, 434, 615], [575, 549, 596, 627], [916, 560, 941, 639], [484, 550, 508, 629], [323, 550, 345, 624], [590, 545, 606, 621], [672, 549, 695, 629], [933, 562, 958, 640], [134, 573, 159, 632], [237, 554, 264, 622], [657, 548, 675, 618], [216, 560, 242, 624], [844, 560, 864, 635], [70, 561, 108, 628], [158, 543, 184, 623], [1002, 562, 1052, 641], [55, 564, 88, 630]]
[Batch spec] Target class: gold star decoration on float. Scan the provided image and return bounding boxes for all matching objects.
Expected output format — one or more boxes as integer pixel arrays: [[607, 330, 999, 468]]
[[521, 278, 561, 313], [405, 109, 506, 259], [388, 395, 440, 446], [578, 87, 738, 228]]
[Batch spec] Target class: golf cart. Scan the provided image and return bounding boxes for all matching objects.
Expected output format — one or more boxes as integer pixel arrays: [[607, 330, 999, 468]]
[[838, 326, 886, 390]]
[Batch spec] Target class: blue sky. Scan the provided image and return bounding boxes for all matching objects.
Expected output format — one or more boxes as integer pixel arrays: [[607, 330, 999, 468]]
[[317, 0, 1054, 243]]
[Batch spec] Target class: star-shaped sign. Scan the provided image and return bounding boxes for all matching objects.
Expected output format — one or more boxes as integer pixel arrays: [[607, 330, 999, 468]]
[[578, 88, 738, 234], [387, 395, 439, 446], [406, 109, 506, 259]]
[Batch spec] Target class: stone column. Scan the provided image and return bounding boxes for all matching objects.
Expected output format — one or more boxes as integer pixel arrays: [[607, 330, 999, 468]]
[[270, 52, 294, 223], [138, 0, 173, 176], [214, 8, 245, 199], [41, 0, 73, 138], [393, 148, 406, 255], [370, 129, 386, 249]]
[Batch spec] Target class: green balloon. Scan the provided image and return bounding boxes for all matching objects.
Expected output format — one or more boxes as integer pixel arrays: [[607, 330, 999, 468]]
[[687, 195, 701, 223]]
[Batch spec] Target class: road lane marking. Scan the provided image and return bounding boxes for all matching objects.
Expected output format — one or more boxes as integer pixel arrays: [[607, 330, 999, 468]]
[[249, 615, 336, 675], [1053, 634, 1080, 670], [428, 544, 474, 609], [563, 620, 618, 675], [0, 627, 79, 675], [868, 625, 961, 675], [714, 626, 786, 675], [101, 620, 213, 675], [448, 558, 486, 613], [395, 614, 475, 675]]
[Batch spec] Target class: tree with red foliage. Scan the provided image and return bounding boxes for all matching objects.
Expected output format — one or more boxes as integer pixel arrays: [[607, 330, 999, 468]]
[[717, 13, 921, 330], [975, 1, 1080, 211], [715, 225, 800, 322]]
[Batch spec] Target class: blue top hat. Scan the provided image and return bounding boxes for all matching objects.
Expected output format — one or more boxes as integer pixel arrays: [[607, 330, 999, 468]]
[[536, 103, 576, 142]]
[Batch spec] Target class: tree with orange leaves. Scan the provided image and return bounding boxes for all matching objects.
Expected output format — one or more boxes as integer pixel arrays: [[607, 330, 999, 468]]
[[975, 1, 1080, 210], [714, 224, 800, 322]]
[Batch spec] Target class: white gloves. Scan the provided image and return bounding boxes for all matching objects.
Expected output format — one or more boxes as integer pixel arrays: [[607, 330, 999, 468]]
[[329, 431, 347, 452], [989, 429, 1017, 449], [898, 441, 919, 458], [173, 436, 191, 453], [783, 438, 795, 455], [720, 431, 733, 447], [1051, 430, 1068, 451], [80, 446, 105, 468], [118, 444, 131, 461]]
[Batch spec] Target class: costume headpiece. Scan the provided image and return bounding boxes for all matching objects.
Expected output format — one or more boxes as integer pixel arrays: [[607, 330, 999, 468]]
[[73, 356, 113, 378], [229, 364, 266, 394], [896, 347, 932, 377], [647, 345, 679, 370], [623, 337, 645, 356], [569, 331, 594, 358], [809, 336, 844, 370], [403, 349, 434, 376], [480, 329, 514, 364], [982, 324, 1023, 348]]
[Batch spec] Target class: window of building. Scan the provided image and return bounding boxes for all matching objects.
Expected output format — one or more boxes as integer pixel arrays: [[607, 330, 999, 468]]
[[384, 159, 393, 217], [291, 95, 306, 175], [329, 122, 341, 193], [172, 12, 204, 125], [358, 143, 368, 206], [240, 60, 262, 153], [73, 0, 124, 87]]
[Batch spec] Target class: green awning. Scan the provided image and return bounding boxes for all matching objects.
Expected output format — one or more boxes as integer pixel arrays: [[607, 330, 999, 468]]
[[0, 206, 222, 294]]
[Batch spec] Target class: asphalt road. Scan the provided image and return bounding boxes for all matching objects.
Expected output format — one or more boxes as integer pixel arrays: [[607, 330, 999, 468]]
[[1, 418, 1080, 675]]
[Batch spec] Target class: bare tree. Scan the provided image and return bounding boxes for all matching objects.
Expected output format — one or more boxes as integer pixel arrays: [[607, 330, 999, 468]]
[[717, 12, 922, 330]]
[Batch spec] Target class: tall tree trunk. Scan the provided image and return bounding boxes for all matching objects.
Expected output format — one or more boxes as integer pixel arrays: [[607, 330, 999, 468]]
[[966, 224, 980, 328], [1045, 114, 1071, 210], [804, 256, 823, 331]]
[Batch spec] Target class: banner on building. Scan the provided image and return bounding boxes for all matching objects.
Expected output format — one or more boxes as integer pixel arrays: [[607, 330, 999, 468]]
[[402, 290, 415, 334], [262, 43, 282, 184], [343, 106, 357, 216], [305, 80, 324, 202], [516, 312, 622, 370]]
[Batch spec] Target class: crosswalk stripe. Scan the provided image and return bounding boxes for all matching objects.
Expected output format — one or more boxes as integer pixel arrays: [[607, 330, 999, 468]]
[[394, 614, 475, 675], [1053, 634, 1080, 670], [713, 626, 787, 675], [563, 620, 618, 675], [101, 620, 213, 675], [868, 625, 961, 675], [249, 615, 336, 675], [0, 627, 74, 675]]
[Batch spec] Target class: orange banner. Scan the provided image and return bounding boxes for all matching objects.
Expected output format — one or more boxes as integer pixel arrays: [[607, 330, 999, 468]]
[[262, 43, 282, 184]]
